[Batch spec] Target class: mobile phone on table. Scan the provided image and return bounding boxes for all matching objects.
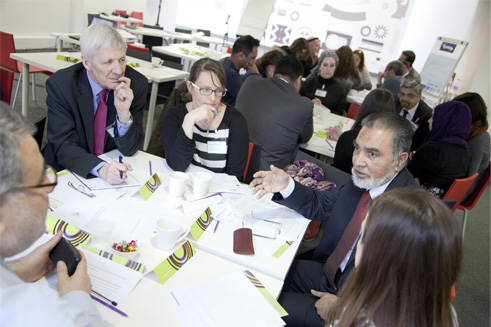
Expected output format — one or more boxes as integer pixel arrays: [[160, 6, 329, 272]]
[[49, 237, 81, 276]]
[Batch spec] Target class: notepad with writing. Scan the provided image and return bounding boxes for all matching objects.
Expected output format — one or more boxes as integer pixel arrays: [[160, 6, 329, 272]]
[[72, 171, 141, 190]]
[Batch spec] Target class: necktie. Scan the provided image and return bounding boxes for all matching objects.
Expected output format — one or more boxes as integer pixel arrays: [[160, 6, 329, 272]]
[[402, 109, 409, 119], [93, 89, 108, 156], [324, 191, 371, 290]]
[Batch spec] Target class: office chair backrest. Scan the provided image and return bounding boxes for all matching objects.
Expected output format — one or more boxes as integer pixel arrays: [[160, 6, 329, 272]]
[[126, 49, 152, 62], [0, 31, 19, 73], [142, 24, 164, 49], [196, 29, 211, 48], [175, 28, 192, 43], [442, 173, 479, 212], [0, 68, 14, 104], [459, 163, 490, 209]]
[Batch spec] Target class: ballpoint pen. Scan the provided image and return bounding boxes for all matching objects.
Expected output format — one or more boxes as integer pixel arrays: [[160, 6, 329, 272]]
[[325, 139, 334, 149], [92, 290, 117, 306], [119, 155, 123, 179], [149, 160, 152, 176], [90, 294, 128, 317]]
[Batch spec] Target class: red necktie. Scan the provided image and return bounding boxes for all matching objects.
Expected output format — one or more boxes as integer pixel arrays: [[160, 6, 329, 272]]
[[324, 191, 371, 290], [93, 89, 108, 156]]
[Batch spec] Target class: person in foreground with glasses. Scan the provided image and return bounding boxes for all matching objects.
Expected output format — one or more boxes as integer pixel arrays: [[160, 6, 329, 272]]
[[162, 58, 249, 180], [0, 103, 110, 326]]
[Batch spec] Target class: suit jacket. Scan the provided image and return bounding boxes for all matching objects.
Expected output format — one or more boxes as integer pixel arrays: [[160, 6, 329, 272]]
[[42, 63, 147, 177], [273, 167, 418, 291], [396, 98, 433, 151], [236, 75, 313, 170], [377, 75, 402, 98]]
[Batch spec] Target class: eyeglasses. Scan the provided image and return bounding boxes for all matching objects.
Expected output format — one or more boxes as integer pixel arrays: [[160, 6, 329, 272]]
[[190, 82, 227, 97], [3, 165, 58, 195]]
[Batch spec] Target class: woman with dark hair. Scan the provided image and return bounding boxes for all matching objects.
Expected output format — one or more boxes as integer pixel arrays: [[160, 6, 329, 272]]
[[331, 89, 395, 173], [453, 92, 490, 176], [353, 49, 372, 90], [300, 51, 347, 116], [255, 49, 285, 78], [408, 101, 472, 197], [162, 58, 249, 179], [281, 37, 310, 62], [334, 46, 364, 93], [324, 188, 462, 327]]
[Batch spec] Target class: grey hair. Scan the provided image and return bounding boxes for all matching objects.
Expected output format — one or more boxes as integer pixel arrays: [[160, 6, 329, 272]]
[[386, 60, 404, 76], [307, 51, 339, 79], [400, 78, 423, 95], [0, 102, 36, 195], [80, 23, 127, 59], [361, 112, 413, 163]]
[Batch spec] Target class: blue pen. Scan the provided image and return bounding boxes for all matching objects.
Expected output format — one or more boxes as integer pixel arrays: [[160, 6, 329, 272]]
[[119, 155, 123, 179], [325, 139, 334, 149]]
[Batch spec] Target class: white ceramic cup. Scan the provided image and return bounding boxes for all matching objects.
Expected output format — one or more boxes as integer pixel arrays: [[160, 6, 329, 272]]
[[192, 172, 212, 197], [168, 172, 189, 197], [156, 217, 189, 251], [89, 220, 115, 245], [319, 107, 331, 122], [151, 57, 163, 68]]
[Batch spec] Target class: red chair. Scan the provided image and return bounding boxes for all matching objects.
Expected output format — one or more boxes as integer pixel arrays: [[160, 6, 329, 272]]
[[442, 173, 479, 213], [0, 31, 52, 108], [346, 103, 360, 119], [115, 10, 127, 28], [0, 67, 14, 104], [127, 43, 149, 53], [131, 11, 144, 28], [456, 163, 490, 239], [242, 142, 261, 184]]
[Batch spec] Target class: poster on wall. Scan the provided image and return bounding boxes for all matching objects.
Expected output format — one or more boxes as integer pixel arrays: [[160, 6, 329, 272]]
[[263, 0, 416, 73]]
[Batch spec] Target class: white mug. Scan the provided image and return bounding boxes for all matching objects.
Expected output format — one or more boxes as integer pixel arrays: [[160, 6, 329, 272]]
[[192, 172, 212, 197], [168, 172, 189, 197], [151, 57, 163, 68], [156, 217, 189, 251]]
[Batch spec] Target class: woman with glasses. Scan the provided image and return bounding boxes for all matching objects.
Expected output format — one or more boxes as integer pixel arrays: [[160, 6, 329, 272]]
[[162, 58, 249, 179]]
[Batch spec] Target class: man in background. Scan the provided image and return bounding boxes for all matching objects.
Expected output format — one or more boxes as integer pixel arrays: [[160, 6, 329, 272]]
[[399, 50, 422, 82], [219, 35, 260, 106], [236, 56, 313, 170], [376, 60, 404, 98]]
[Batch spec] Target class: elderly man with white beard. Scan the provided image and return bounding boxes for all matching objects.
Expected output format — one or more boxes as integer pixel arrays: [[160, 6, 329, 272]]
[[249, 112, 419, 327]]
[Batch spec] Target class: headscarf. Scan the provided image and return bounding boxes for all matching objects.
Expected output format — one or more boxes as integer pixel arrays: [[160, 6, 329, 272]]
[[307, 51, 339, 80], [424, 101, 472, 148]]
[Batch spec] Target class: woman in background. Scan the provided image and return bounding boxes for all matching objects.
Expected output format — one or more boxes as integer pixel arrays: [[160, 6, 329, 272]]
[[255, 49, 285, 78], [162, 58, 249, 179], [280, 37, 310, 62], [353, 49, 372, 90], [334, 46, 364, 93], [324, 188, 461, 327]]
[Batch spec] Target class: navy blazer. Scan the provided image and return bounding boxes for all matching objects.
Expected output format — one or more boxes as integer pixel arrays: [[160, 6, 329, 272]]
[[273, 167, 418, 290], [42, 63, 148, 177]]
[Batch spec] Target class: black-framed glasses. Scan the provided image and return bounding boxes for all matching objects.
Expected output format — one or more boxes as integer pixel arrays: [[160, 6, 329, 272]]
[[190, 82, 227, 97], [3, 165, 58, 194]]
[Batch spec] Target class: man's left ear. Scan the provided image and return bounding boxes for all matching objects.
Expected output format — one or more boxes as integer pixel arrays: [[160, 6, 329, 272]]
[[81, 55, 90, 70], [395, 152, 409, 172]]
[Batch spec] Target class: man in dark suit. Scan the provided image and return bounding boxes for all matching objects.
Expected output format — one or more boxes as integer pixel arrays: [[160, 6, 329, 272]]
[[376, 60, 404, 98], [399, 50, 422, 82], [42, 23, 147, 184], [396, 78, 433, 151], [235, 55, 313, 170], [250, 113, 418, 326]]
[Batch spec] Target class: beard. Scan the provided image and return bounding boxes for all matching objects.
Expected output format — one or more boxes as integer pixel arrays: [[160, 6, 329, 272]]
[[351, 166, 397, 190]]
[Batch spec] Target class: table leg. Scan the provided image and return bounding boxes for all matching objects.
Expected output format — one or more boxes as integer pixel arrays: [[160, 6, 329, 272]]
[[143, 81, 159, 151], [21, 63, 29, 117], [57, 38, 63, 52]]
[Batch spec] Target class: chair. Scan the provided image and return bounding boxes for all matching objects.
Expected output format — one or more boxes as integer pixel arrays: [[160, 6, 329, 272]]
[[196, 29, 211, 48], [114, 10, 127, 28], [127, 43, 149, 53], [126, 49, 152, 62], [131, 11, 144, 28], [174, 28, 192, 43], [0, 31, 52, 108], [346, 103, 360, 120], [142, 24, 164, 50], [0, 67, 14, 104], [456, 163, 490, 239], [442, 173, 479, 212], [242, 142, 262, 184]]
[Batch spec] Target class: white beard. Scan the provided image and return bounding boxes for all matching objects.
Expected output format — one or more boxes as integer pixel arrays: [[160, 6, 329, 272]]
[[351, 167, 397, 190]]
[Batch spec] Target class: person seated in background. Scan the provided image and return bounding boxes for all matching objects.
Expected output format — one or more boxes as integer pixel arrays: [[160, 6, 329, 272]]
[[302, 36, 321, 77], [42, 23, 148, 184], [453, 92, 490, 177], [280, 37, 310, 63], [247, 49, 285, 79], [376, 60, 404, 98], [353, 49, 372, 90], [236, 55, 313, 170], [162, 58, 249, 180], [300, 51, 347, 116], [399, 50, 421, 82], [331, 89, 395, 173], [0, 103, 110, 326], [219, 35, 260, 106], [334, 46, 364, 93], [324, 188, 462, 327], [249, 113, 417, 327], [396, 78, 433, 151], [408, 101, 471, 198]]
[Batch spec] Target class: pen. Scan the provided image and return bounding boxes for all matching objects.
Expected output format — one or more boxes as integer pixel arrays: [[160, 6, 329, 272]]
[[149, 160, 152, 176], [90, 294, 128, 317], [92, 290, 118, 306], [325, 139, 334, 149], [119, 155, 123, 179], [214, 220, 220, 233]]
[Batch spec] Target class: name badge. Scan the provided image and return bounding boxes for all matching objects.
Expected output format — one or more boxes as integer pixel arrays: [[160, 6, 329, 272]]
[[315, 89, 327, 97], [208, 141, 227, 154]]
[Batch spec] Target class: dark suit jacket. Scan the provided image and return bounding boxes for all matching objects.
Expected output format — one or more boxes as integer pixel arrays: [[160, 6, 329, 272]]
[[236, 75, 313, 170], [396, 99, 433, 151], [42, 63, 147, 178], [273, 167, 418, 291]]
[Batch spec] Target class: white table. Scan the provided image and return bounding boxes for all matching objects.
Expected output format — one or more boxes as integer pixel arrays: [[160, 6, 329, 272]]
[[153, 43, 229, 71], [10, 52, 189, 150], [347, 89, 369, 106], [301, 110, 355, 157], [47, 150, 308, 326], [50, 31, 138, 52], [124, 26, 193, 43]]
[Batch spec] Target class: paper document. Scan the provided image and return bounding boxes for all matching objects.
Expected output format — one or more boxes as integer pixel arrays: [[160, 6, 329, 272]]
[[73, 171, 141, 190]]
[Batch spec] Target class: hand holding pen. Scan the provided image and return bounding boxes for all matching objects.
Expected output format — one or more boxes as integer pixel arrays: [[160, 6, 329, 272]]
[[97, 158, 133, 185]]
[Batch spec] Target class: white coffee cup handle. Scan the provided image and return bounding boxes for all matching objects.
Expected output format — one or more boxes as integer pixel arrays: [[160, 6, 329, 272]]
[[176, 228, 190, 244]]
